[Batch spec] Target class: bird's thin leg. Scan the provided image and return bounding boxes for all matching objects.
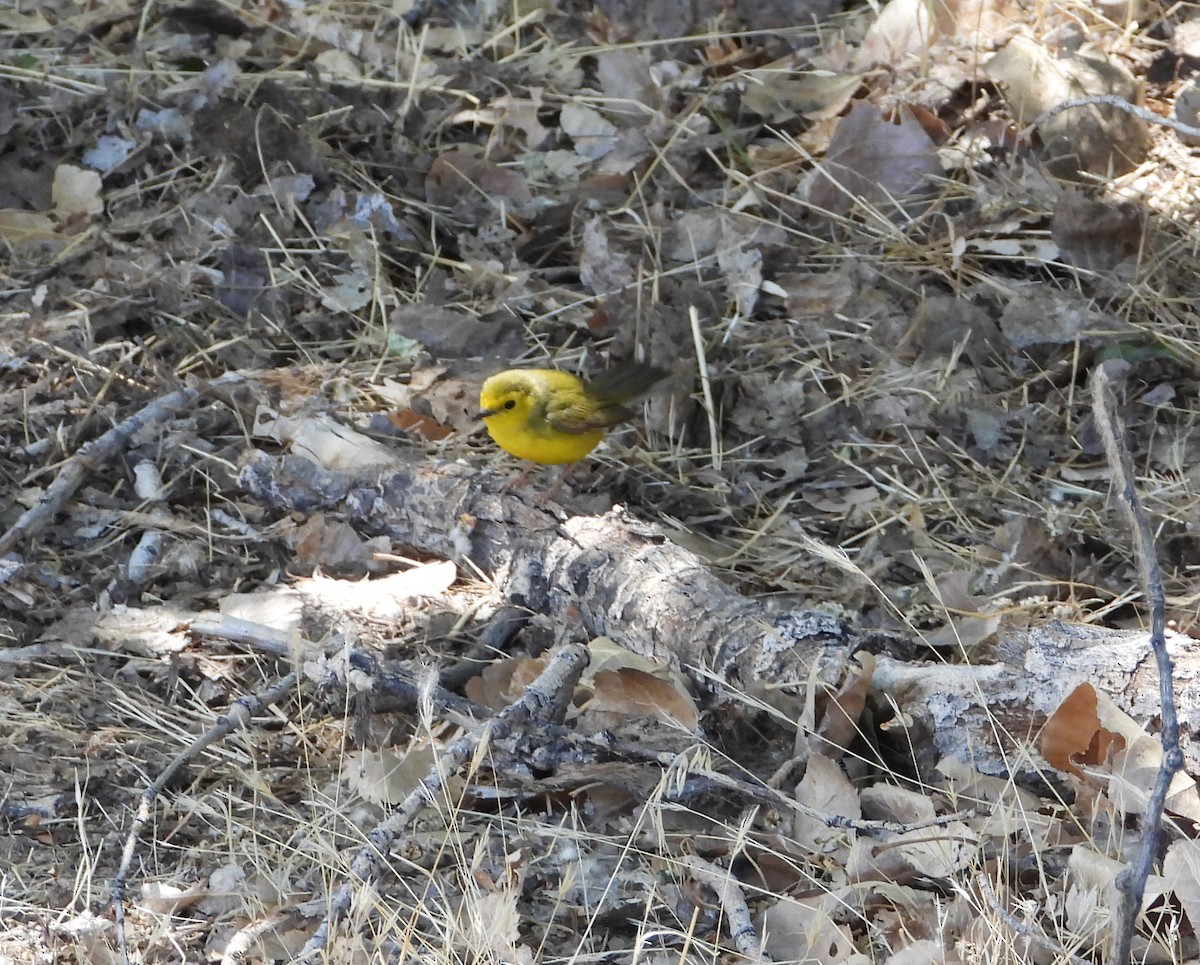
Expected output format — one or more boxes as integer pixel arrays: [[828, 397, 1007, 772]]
[[500, 469, 533, 495], [537, 462, 577, 504]]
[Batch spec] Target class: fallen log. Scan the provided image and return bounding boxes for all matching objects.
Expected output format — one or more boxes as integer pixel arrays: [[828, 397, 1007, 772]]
[[236, 447, 1200, 786]]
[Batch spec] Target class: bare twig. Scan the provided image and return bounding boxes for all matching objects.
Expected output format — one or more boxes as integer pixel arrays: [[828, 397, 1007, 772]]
[[679, 852, 769, 962], [1031, 95, 1200, 140], [0, 372, 246, 558], [659, 748, 975, 837], [188, 614, 490, 725], [220, 912, 291, 965], [1090, 364, 1182, 965], [978, 873, 1092, 965], [296, 643, 590, 959], [111, 672, 302, 965]]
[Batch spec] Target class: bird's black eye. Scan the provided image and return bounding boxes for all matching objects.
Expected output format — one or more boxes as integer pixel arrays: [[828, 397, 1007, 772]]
[[503, 399, 517, 410]]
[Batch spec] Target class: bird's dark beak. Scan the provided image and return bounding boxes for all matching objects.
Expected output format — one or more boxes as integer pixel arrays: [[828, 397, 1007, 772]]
[[475, 407, 497, 420]]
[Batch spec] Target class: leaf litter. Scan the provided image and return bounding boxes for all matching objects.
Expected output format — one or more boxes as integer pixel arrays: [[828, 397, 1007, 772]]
[[3, 0, 1200, 962]]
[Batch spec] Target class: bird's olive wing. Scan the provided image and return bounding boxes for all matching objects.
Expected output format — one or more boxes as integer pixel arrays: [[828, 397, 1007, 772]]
[[541, 393, 632, 434]]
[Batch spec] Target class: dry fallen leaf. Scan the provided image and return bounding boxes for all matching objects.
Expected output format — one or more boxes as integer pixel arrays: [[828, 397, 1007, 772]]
[[1041, 682, 1120, 777], [1050, 192, 1146, 271], [51, 163, 103, 216], [808, 103, 942, 216], [759, 892, 858, 965], [986, 35, 1149, 177], [465, 655, 550, 710], [792, 753, 861, 851], [581, 667, 700, 732], [425, 150, 533, 210]]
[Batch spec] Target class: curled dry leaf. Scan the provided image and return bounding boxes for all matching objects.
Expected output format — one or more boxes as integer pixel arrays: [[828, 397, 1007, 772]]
[[812, 652, 875, 760], [1042, 682, 1200, 821], [1040, 682, 1122, 777], [465, 655, 550, 710]]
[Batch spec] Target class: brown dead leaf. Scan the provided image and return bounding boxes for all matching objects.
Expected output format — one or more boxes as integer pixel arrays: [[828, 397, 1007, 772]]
[[1064, 846, 1173, 954], [465, 655, 550, 710], [1163, 840, 1200, 935], [1039, 681, 1200, 820], [582, 668, 700, 732], [910, 295, 1004, 365], [0, 209, 64, 256], [1041, 683, 1117, 777], [388, 408, 455, 441], [740, 65, 863, 123], [856, 0, 946, 67], [860, 783, 936, 824], [1051, 193, 1146, 271], [922, 571, 1001, 651], [848, 821, 979, 882], [347, 745, 430, 806], [579, 217, 635, 295], [808, 103, 942, 217], [774, 269, 856, 319], [857, 0, 1014, 69], [559, 101, 620, 160], [452, 92, 551, 149], [1109, 735, 1200, 822], [293, 514, 373, 574], [594, 47, 661, 120], [802, 485, 881, 515], [759, 892, 857, 964], [998, 289, 1134, 349], [792, 754, 861, 850], [812, 653, 875, 760], [425, 150, 532, 210]]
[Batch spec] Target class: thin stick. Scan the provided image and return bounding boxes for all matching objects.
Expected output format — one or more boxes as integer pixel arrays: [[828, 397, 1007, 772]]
[[679, 852, 770, 962], [111, 672, 301, 965], [1090, 364, 1181, 965], [978, 873, 1092, 965], [1031, 95, 1200, 141]]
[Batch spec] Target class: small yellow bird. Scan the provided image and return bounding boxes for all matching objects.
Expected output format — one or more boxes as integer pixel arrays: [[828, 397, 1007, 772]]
[[477, 362, 668, 469]]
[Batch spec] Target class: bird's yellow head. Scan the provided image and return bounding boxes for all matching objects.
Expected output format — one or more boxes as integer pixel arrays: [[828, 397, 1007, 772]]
[[477, 372, 534, 427]]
